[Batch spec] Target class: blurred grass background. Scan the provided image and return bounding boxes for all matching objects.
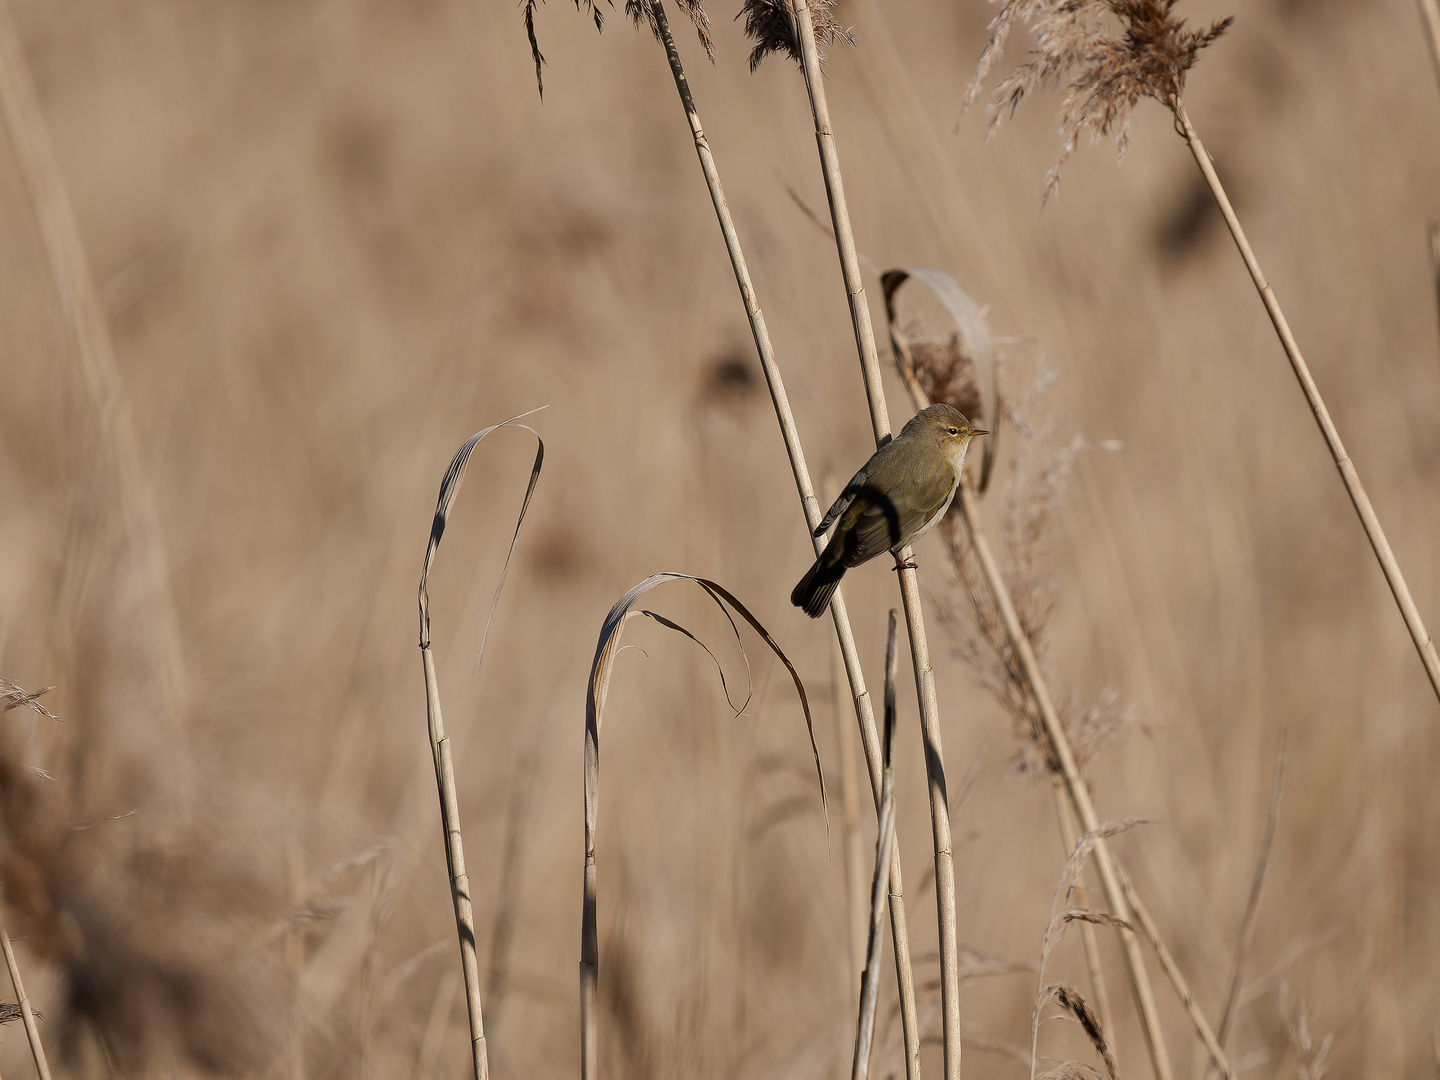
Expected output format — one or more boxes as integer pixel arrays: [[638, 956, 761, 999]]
[[1, 0, 1439, 1075]]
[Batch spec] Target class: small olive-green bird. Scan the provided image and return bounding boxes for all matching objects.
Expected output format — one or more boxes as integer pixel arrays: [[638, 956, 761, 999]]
[[791, 404, 987, 618]]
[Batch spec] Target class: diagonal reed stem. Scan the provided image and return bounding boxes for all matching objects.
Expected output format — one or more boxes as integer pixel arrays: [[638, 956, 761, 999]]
[[645, 3, 922, 1074], [1176, 104, 1440, 708], [892, 350, 1173, 1080], [0, 906, 52, 1080], [853, 611, 901, 1080], [785, 1, 963, 1073]]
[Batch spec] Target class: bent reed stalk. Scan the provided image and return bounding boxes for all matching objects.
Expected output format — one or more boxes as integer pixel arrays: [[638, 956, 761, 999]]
[[1176, 105, 1440, 708], [785, 0, 965, 1073], [644, 3, 923, 1072]]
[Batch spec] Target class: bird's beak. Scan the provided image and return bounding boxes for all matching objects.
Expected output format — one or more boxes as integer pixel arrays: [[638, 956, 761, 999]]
[[972, 428, 990, 437]]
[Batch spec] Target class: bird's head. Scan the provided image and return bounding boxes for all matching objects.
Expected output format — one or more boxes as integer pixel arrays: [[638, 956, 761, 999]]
[[903, 403, 988, 468]]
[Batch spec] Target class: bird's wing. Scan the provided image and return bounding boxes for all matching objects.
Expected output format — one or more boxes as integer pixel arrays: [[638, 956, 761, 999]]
[[842, 467, 957, 566], [813, 464, 869, 537]]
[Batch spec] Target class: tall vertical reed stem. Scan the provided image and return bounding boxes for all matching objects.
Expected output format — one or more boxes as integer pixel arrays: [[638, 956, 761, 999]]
[[421, 647, 488, 1080], [853, 612, 901, 1080], [646, 3, 922, 1073], [1417, 0, 1440, 92], [785, 1, 963, 1072], [0, 906, 52, 1080], [1176, 105, 1440, 707]]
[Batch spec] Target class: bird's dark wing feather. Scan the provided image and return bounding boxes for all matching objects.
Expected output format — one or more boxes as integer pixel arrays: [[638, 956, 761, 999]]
[[842, 467, 957, 567], [813, 465, 869, 537]]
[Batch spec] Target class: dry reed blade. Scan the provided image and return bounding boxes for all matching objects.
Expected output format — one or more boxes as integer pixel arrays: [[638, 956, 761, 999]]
[[1211, 730, 1286, 1063], [890, 297, 1174, 1080], [640, 2, 923, 1069], [851, 610, 900, 1080], [580, 572, 824, 1080], [777, 1, 964, 1070], [1052, 789, 1116, 1057], [882, 268, 999, 493], [417, 410, 547, 1080], [1030, 820, 1141, 1080]]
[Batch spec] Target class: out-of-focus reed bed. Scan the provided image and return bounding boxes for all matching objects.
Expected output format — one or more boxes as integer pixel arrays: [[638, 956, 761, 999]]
[[1, 0, 1439, 1075]]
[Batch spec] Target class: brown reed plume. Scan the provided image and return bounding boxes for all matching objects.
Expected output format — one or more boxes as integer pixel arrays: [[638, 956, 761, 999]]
[[738, 0, 853, 72], [970, 0, 1440, 708]]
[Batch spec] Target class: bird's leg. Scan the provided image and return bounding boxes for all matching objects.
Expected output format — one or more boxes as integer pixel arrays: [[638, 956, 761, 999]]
[[892, 551, 918, 572]]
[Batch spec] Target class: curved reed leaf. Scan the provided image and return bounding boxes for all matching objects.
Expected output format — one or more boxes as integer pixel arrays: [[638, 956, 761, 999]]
[[881, 267, 998, 493], [417, 406, 546, 651], [580, 572, 826, 1079]]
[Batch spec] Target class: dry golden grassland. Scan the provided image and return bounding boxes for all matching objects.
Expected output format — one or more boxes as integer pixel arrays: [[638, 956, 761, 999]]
[[1, 0, 1439, 1076]]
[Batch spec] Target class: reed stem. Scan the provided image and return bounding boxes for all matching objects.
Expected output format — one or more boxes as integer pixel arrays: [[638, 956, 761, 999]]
[[852, 612, 901, 1080], [0, 907, 51, 1080], [647, 3, 922, 1072], [421, 647, 488, 1080], [1177, 104, 1440, 708], [785, 0, 963, 1071]]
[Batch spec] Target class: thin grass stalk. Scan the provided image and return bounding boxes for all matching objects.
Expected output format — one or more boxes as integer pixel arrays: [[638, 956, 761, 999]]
[[0, 907, 52, 1080], [895, 355, 1173, 1080], [0, 0, 188, 734], [1051, 786, 1115, 1057], [853, 612, 901, 1080], [785, 2, 963, 1072], [646, 4, 922, 1072], [1211, 733, 1286, 1064], [421, 648, 488, 1080], [1176, 105, 1440, 706], [1114, 864, 1234, 1080], [831, 632, 868, 999]]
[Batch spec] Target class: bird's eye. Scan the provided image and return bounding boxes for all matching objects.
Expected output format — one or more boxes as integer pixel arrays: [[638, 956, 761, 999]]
[[947, 427, 958, 435]]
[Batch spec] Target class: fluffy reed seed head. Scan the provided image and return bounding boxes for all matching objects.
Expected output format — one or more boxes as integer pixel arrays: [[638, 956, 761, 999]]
[[914, 337, 1134, 779], [738, 0, 854, 72], [967, 0, 1232, 200]]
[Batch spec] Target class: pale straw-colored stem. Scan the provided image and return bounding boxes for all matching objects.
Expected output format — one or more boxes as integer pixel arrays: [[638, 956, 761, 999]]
[[0, 908, 51, 1080], [954, 485, 1172, 1080], [787, 0, 962, 1072], [421, 647, 488, 1080], [0, 0, 188, 735], [831, 632, 869, 1000], [646, 2, 922, 1073], [896, 351, 1172, 1080], [1177, 104, 1440, 707], [853, 612, 901, 1080], [1114, 865, 1235, 1080]]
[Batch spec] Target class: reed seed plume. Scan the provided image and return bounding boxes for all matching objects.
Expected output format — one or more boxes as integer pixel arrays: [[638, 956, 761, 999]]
[[0, 678, 58, 720], [739, 0, 854, 72], [627, 0, 715, 61], [927, 354, 1132, 779], [968, 0, 1231, 199]]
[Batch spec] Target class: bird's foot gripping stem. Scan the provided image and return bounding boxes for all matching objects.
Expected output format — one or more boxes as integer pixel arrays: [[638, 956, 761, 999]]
[[892, 553, 918, 572]]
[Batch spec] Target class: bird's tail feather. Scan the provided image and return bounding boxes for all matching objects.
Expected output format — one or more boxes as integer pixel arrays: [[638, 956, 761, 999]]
[[791, 558, 845, 619]]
